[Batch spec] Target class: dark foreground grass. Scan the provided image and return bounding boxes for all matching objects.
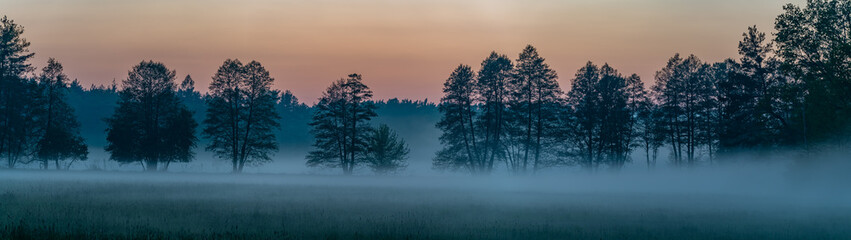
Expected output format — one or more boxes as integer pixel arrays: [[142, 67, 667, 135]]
[[0, 170, 849, 239]]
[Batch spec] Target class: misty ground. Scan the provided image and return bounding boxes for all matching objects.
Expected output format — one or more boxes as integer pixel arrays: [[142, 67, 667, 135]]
[[1, 167, 849, 240]]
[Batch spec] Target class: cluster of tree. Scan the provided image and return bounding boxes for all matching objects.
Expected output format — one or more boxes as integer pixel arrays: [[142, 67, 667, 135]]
[[307, 74, 410, 175], [0, 14, 413, 173], [0, 17, 87, 170], [434, 0, 851, 173], [435, 47, 562, 174]]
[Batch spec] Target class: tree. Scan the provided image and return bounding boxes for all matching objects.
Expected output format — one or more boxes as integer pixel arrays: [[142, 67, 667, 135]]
[[506, 45, 562, 173], [714, 26, 784, 155], [307, 73, 377, 175], [365, 124, 409, 175], [775, 0, 851, 146], [35, 58, 88, 169], [105, 61, 198, 171], [204, 59, 280, 173], [652, 54, 715, 166], [634, 98, 665, 169], [433, 65, 483, 173], [0, 16, 37, 168], [475, 52, 513, 173], [566, 61, 601, 169], [566, 62, 643, 169]]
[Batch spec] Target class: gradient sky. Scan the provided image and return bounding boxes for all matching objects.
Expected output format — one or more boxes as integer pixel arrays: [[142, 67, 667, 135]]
[[4, 0, 803, 103]]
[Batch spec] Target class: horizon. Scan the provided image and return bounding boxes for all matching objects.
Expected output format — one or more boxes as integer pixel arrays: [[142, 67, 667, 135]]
[[3, 0, 802, 103]]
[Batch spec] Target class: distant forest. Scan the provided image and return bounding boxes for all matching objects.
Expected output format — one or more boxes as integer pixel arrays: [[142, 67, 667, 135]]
[[1, 0, 849, 175]]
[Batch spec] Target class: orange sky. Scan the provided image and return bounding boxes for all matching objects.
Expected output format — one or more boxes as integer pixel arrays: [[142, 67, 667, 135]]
[[3, 0, 802, 103]]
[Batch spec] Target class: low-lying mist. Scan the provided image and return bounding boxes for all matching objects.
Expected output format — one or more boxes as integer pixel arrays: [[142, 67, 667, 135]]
[[2, 152, 850, 239]]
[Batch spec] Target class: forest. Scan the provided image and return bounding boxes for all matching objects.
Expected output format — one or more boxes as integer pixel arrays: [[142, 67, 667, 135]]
[[1, 1, 850, 176]]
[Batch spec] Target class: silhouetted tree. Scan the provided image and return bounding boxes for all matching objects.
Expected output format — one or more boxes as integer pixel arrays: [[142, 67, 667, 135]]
[[775, 0, 851, 146], [434, 65, 483, 173], [620, 73, 647, 166], [713, 26, 783, 155], [475, 52, 513, 173], [35, 58, 88, 169], [0, 16, 37, 168], [566, 62, 643, 169], [506, 45, 562, 173], [204, 59, 280, 173], [105, 61, 198, 171], [567, 61, 601, 169], [365, 124, 409, 175], [307, 73, 376, 175], [652, 54, 715, 166], [634, 98, 665, 169]]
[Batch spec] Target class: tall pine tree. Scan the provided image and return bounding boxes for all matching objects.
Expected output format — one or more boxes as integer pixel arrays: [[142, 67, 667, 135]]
[[307, 74, 376, 175], [35, 58, 88, 169], [475, 52, 513, 173], [0, 16, 37, 168], [506, 45, 562, 173], [434, 65, 483, 173]]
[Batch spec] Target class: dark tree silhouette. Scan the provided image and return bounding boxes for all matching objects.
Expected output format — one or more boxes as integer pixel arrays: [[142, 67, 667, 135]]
[[35, 58, 88, 169], [506, 45, 561, 173], [652, 54, 716, 166], [0, 16, 37, 168], [434, 65, 483, 173], [775, 0, 851, 146], [634, 97, 665, 169], [566, 62, 643, 169], [475, 52, 513, 173], [713, 26, 785, 155], [204, 59, 280, 173], [566, 62, 601, 169], [307, 73, 376, 175], [105, 61, 198, 171], [365, 124, 409, 175]]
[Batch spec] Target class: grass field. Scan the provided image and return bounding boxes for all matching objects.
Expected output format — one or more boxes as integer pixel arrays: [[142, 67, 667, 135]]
[[0, 170, 849, 239]]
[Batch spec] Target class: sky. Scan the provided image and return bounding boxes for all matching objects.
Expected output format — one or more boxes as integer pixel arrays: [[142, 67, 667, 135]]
[[3, 0, 803, 103]]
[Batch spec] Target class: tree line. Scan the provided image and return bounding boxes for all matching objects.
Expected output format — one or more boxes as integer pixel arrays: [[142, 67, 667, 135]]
[[0, 16, 411, 174], [1, 0, 849, 175], [434, 0, 851, 174]]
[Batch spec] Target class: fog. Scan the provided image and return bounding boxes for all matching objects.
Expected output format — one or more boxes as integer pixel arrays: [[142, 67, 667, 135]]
[[4, 152, 849, 203], [3, 150, 850, 239]]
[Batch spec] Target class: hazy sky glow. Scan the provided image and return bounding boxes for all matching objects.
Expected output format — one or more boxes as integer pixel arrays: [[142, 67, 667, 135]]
[[4, 0, 802, 102]]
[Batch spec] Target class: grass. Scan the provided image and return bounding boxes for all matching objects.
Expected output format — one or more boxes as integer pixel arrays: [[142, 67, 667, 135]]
[[0, 170, 849, 239]]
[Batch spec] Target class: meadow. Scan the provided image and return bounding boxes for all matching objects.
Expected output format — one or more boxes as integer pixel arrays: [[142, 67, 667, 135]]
[[0, 169, 849, 239]]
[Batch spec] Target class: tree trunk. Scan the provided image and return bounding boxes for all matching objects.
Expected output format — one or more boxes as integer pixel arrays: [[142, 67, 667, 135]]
[[162, 160, 171, 171], [533, 105, 542, 173], [145, 160, 158, 172]]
